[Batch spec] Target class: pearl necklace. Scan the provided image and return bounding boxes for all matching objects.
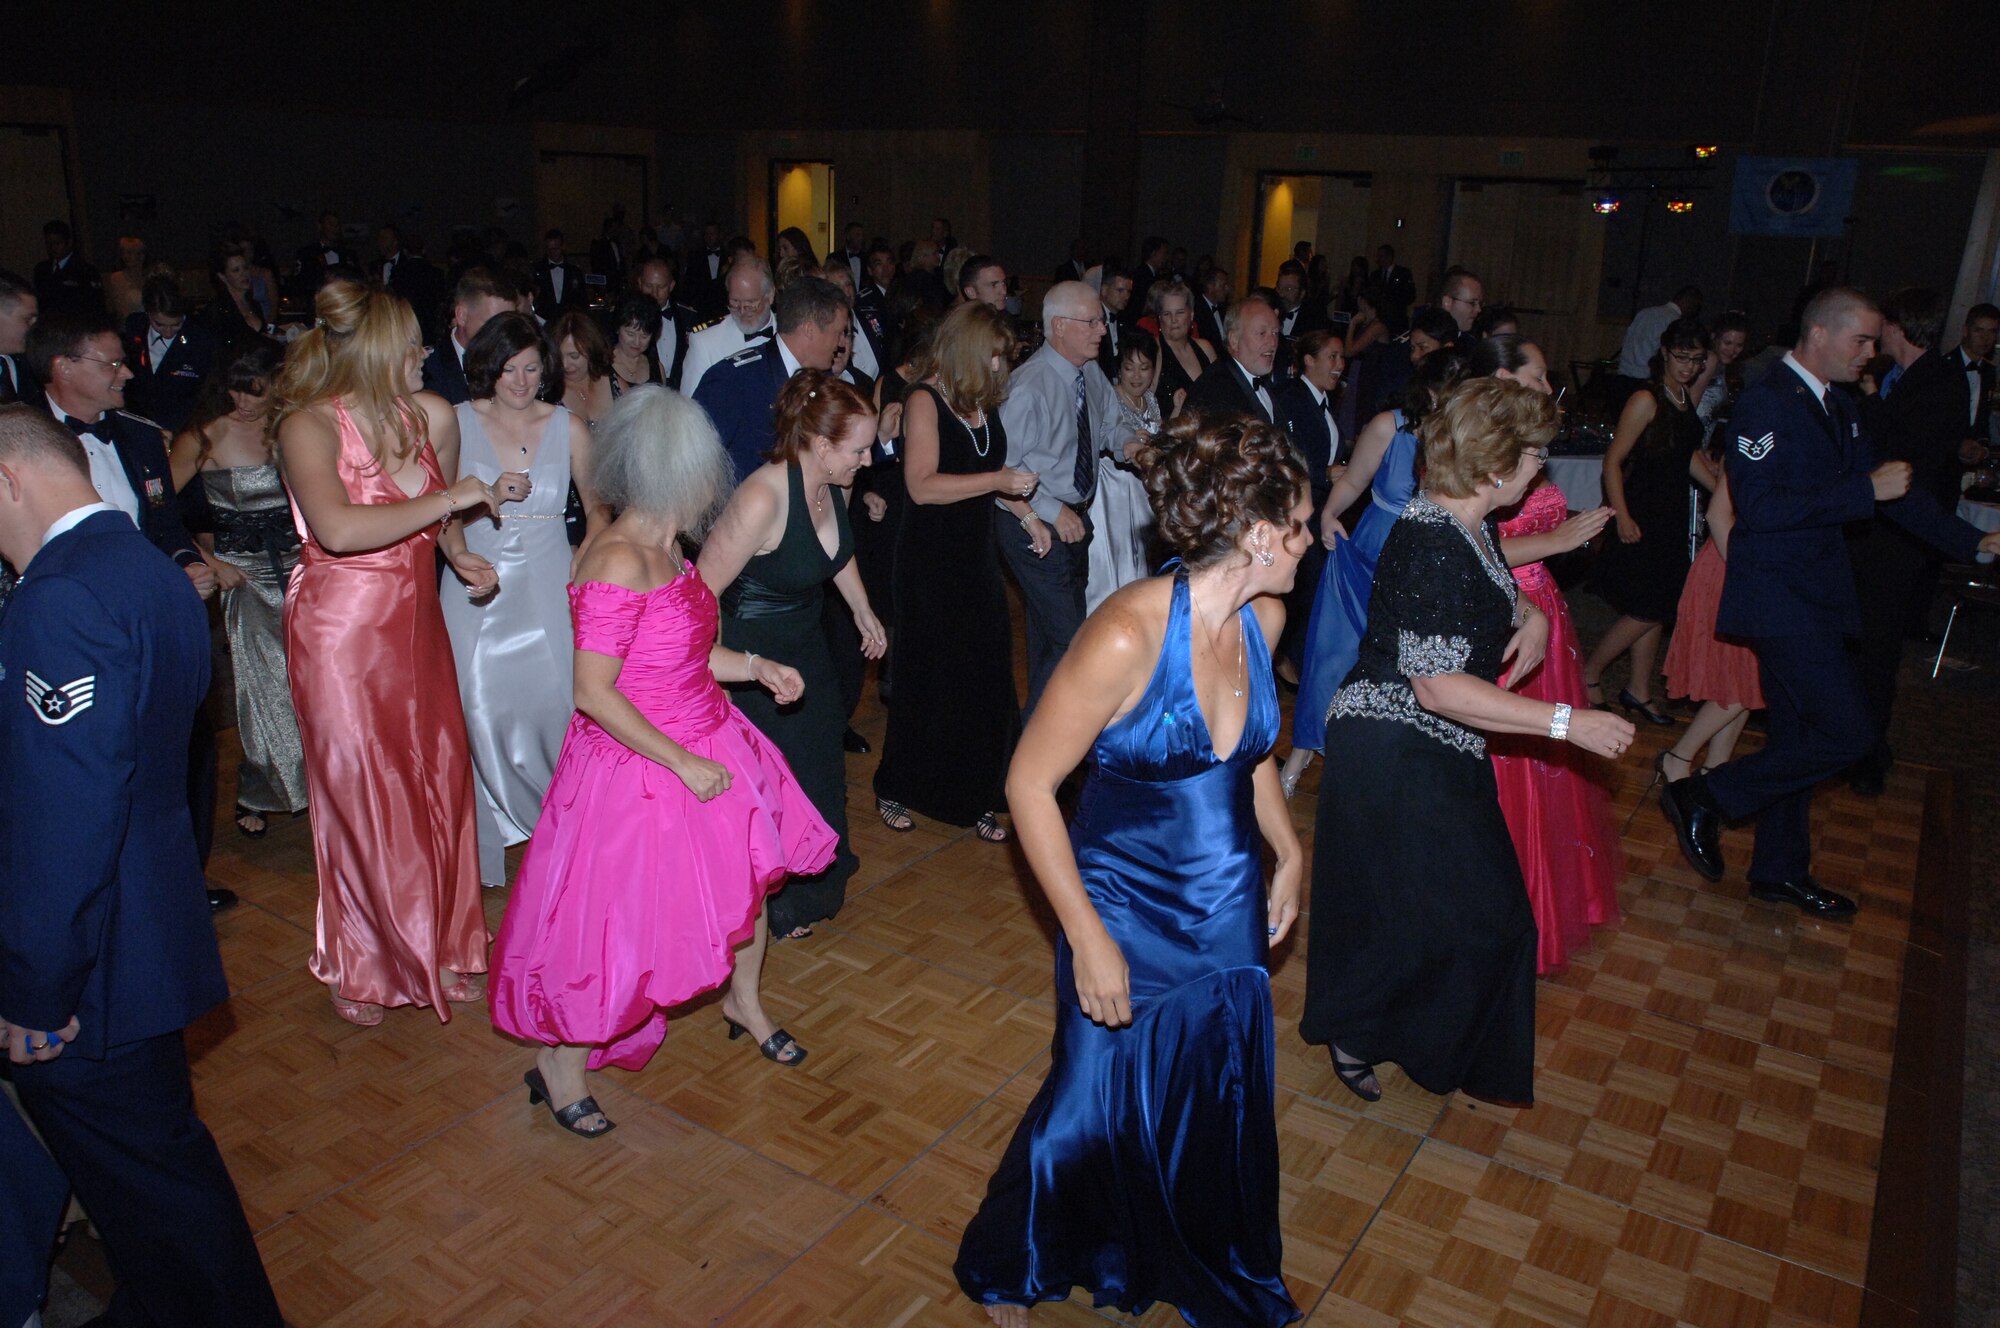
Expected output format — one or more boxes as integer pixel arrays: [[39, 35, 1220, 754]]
[[966, 409, 992, 458]]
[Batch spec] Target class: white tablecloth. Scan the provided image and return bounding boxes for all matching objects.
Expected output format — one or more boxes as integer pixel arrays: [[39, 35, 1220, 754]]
[[1546, 456, 1604, 511], [1959, 497, 2000, 562]]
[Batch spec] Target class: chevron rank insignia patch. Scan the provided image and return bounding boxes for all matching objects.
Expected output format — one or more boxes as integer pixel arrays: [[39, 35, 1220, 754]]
[[1736, 432, 1775, 461], [25, 671, 95, 725]]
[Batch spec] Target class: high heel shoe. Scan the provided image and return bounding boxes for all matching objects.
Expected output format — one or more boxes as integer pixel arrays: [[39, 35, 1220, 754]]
[[1617, 688, 1674, 726], [330, 994, 383, 1027], [1583, 679, 1605, 709], [523, 1068, 615, 1138], [1330, 1047, 1382, 1103], [725, 1017, 808, 1066]]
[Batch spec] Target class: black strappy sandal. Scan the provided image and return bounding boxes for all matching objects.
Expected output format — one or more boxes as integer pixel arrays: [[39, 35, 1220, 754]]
[[725, 1017, 808, 1066], [975, 812, 1010, 843], [877, 797, 915, 832], [1331, 1049, 1383, 1103], [523, 1068, 615, 1138]]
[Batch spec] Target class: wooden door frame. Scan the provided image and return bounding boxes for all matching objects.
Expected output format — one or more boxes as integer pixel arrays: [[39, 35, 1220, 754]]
[[1249, 168, 1372, 289], [767, 158, 837, 261]]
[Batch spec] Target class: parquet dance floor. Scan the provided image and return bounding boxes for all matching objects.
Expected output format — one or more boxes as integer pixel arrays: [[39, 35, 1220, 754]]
[[166, 678, 1936, 1327]]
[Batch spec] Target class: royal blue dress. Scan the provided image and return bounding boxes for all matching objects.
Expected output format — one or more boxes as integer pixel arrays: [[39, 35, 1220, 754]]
[[955, 570, 1301, 1327], [1291, 409, 1421, 753]]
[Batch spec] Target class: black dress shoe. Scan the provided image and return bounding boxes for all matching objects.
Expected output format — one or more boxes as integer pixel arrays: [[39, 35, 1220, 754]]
[[1659, 777, 1725, 881], [842, 727, 870, 755], [207, 888, 239, 912], [1748, 875, 1858, 919]]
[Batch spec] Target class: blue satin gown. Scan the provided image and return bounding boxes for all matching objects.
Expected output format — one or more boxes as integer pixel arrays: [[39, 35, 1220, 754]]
[[1291, 408, 1421, 753], [955, 570, 1301, 1326]]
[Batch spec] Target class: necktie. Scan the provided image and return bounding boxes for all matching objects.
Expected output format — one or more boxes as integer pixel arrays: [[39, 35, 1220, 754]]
[[0, 359, 15, 406], [1072, 369, 1096, 504]]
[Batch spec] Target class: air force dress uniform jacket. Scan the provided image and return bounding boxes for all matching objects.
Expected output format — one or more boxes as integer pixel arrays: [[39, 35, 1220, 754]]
[[122, 313, 218, 434], [691, 339, 795, 481], [1719, 359, 1979, 639], [0, 509, 227, 1057]]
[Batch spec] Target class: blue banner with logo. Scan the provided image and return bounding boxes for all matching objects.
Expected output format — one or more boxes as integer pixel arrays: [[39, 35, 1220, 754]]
[[1729, 157, 1860, 237]]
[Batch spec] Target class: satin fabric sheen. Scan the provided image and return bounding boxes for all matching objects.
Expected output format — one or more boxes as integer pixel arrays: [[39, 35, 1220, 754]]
[[284, 400, 487, 1015], [1291, 409, 1420, 752], [955, 571, 1301, 1326], [204, 463, 308, 813], [1664, 536, 1765, 708], [1489, 482, 1622, 974], [489, 573, 836, 1072], [440, 402, 576, 884]]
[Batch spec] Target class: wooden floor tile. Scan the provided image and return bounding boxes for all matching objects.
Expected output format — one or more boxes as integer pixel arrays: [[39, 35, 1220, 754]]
[[171, 646, 1928, 1327]]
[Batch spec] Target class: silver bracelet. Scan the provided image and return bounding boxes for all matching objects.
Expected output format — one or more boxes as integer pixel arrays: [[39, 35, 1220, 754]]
[[1548, 702, 1572, 741], [743, 650, 759, 678]]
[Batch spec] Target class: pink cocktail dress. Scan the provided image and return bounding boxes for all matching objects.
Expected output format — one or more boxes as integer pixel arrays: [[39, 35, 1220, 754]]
[[1490, 482, 1622, 973], [489, 570, 836, 1071]]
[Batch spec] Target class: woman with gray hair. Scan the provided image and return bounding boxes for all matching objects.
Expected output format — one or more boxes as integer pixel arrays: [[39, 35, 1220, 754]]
[[489, 386, 838, 1139]]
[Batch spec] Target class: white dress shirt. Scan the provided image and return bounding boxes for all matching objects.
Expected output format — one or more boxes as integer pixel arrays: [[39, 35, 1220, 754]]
[[680, 317, 772, 396], [47, 398, 141, 522], [42, 500, 124, 548], [1618, 301, 1682, 378], [1233, 358, 1274, 418], [1782, 350, 1829, 407]]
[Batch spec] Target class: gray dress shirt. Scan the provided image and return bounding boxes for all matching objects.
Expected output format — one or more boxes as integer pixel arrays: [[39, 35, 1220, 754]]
[[999, 341, 1121, 524]]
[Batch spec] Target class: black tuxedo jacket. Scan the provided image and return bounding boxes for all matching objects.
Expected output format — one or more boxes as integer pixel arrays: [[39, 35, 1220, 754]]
[[381, 252, 445, 341], [1942, 346, 1995, 441], [1185, 357, 1276, 426], [532, 259, 587, 321], [589, 238, 627, 290], [43, 406, 202, 569], [293, 241, 356, 297], [34, 255, 103, 317], [0, 353, 38, 406], [1093, 311, 1136, 379], [1195, 296, 1229, 352], [420, 340, 471, 406], [682, 248, 730, 319], [645, 301, 700, 390]]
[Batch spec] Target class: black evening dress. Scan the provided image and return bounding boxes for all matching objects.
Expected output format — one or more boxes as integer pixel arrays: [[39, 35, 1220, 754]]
[[1593, 386, 1701, 624], [1156, 337, 1215, 418], [873, 385, 1019, 825], [718, 460, 858, 932], [1299, 493, 1538, 1104]]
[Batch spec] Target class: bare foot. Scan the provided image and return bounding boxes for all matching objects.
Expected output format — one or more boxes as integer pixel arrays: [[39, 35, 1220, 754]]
[[534, 1046, 608, 1134], [983, 1303, 1028, 1327]]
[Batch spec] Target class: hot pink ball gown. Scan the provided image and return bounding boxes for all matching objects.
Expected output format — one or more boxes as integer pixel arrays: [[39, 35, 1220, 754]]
[[489, 567, 836, 1071], [1490, 482, 1622, 973]]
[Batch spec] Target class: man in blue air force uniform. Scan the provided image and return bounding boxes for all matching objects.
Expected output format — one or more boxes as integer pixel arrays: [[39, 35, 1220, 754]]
[[1659, 289, 2000, 916], [0, 404, 282, 1327]]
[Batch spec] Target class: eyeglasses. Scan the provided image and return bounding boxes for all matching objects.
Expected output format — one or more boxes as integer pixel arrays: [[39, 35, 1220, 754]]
[[1057, 315, 1108, 330], [67, 354, 127, 372], [1665, 350, 1706, 366], [1446, 294, 1484, 309], [1524, 447, 1551, 462]]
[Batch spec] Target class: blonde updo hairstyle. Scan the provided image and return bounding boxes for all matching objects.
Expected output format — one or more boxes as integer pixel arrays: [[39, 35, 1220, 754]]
[[1136, 411, 1309, 572], [272, 278, 428, 466], [1419, 377, 1559, 499]]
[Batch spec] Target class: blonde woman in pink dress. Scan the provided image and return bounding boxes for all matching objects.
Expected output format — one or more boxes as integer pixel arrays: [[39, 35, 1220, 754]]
[[489, 386, 836, 1138], [1473, 336, 1623, 972]]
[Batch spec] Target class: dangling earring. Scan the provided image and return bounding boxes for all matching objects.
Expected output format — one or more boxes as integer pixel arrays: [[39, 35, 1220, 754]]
[[1254, 535, 1274, 567], [1494, 476, 1506, 489]]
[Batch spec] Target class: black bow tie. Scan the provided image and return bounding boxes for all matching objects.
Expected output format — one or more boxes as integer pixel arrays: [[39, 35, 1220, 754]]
[[743, 325, 774, 342], [1250, 373, 1272, 392], [62, 414, 102, 438]]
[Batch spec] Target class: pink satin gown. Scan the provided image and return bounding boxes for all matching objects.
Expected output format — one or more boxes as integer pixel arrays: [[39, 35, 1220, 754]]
[[489, 571, 836, 1072], [284, 399, 487, 1016], [1490, 482, 1622, 973]]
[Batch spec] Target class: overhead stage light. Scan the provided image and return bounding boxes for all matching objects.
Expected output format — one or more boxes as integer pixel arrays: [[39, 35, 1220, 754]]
[[1666, 198, 1695, 214], [1690, 144, 1720, 159], [1591, 197, 1621, 215]]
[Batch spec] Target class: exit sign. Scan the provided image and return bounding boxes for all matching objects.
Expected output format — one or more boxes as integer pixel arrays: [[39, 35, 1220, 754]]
[[1499, 150, 1525, 168], [1295, 144, 1318, 163]]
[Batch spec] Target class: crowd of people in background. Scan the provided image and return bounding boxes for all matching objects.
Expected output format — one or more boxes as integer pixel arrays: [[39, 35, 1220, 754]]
[[5, 201, 2000, 1328]]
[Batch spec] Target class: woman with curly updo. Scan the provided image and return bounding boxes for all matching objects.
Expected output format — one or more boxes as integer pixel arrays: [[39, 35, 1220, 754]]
[[1299, 379, 1634, 1107], [955, 414, 1311, 1328]]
